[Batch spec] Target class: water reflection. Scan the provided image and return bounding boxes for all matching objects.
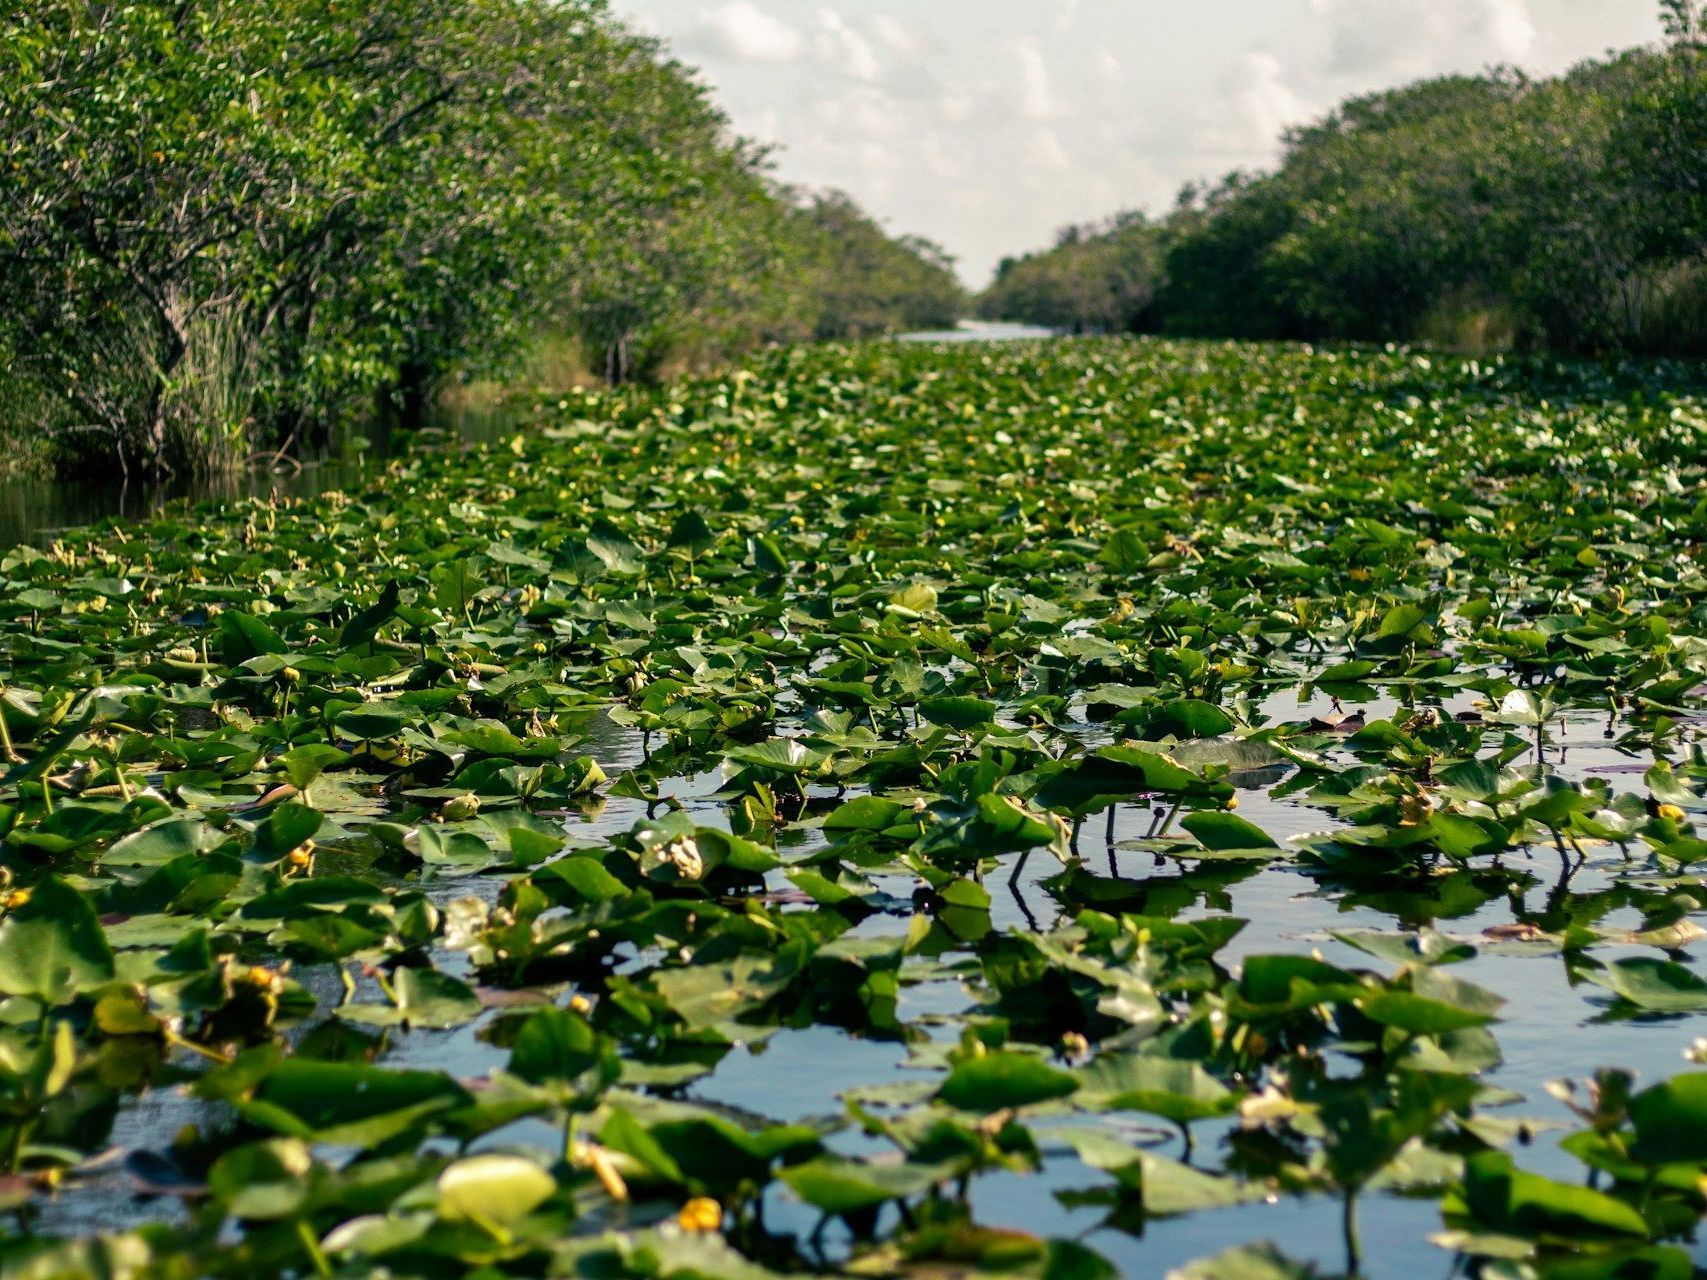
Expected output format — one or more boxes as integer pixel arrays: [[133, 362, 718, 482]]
[[896, 320, 1062, 344], [0, 399, 528, 552]]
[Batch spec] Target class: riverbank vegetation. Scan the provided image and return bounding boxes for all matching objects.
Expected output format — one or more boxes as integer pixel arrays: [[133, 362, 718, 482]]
[[0, 1, 962, 480], [981, 1, 1706, 356], [1, 338, 1705, 1277]]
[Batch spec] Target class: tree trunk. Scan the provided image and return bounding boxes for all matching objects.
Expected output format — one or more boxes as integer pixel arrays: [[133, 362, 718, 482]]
[[604, 333, 632, 385], [396, 358, 435, 431], [137, 288, 190, 476]]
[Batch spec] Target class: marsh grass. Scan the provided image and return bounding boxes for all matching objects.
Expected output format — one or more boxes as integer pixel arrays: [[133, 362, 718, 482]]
[[1636, 259, 1707, 357], [159, 308, 257, 474], [1415, 289, 1524, 356]]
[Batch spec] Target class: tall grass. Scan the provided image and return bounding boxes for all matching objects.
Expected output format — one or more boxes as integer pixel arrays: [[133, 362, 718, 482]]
[[160, 308, 256, 473], [1635, 259, 1707, 356], [1414, 289, 1523, 356]]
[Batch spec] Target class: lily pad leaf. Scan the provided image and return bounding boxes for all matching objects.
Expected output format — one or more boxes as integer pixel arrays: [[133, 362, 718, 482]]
[[340, 579, 401, 650], [1167, 1244, 1317, 1280], [437, 1154, 556, 1226], [780, 1158, 949, 1215], [1180, 811, 1278, 852], [1582, 957, 1707, 1013], [939, 1052, 1079, 1113], [0, 875, 116, 1004]]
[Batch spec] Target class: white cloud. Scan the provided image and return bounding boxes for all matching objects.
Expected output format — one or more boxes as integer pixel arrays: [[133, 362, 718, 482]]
[[868, 14, 922, 55], [1027, 127, 1072, 172], [1317, 0, 1537, 78], [1238, 52, 1312, 147], [938, 89, 974, 124], [1014, 40, 1055, 121], [691, 1, 803, 63], [815, 11, 880, 82], [1484, 0, 1539, 61], [1165, 49, 1317, 168]]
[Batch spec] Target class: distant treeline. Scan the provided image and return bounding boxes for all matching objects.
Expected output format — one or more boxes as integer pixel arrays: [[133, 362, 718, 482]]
[[982, 1, 1706, 358], [0, 1, 963, 477]]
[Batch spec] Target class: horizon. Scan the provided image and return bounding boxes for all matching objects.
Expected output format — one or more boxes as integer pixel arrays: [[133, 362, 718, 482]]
[[620, 1, 1666, 287]]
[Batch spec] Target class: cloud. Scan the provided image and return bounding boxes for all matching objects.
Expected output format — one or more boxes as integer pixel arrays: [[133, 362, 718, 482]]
[[1147, 49, 1316, 171], [815, 11, 880, 82], [690, 2, 804, 63], [1026, 127, 1072, 172], [1238, 52, 1313, 146], [1014, 40, 1055, 121], [623, 0, 1649, 284], [1483, 0, 1538, 61], [868, 14, 923, 55], [1316, 0, 1537, 78]]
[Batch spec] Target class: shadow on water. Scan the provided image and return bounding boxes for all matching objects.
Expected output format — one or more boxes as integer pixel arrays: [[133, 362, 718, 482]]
[[0, 399, 528, 553]]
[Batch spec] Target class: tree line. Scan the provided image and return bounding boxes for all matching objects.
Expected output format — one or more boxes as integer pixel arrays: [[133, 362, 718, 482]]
[[0, 0, 964, 478], [981, 1, 1706, 358]]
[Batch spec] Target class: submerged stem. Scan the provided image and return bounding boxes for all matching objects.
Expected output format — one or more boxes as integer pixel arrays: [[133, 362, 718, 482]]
[[1343, 1189, 1362, 1277]]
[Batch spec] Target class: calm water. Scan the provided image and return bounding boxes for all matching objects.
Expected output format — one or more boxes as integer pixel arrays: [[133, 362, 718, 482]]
[[16, 334, 1704, 1275], [897, 320, 1061, 343], [24, 683, 1704, 1277], [0, 447, 380, 553]]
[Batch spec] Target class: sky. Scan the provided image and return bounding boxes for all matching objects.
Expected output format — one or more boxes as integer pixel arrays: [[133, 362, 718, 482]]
[[614, 1, 1666, 286]]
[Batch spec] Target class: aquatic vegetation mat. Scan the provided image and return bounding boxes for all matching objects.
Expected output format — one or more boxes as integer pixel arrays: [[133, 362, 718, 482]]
[[1, 338, 1706, 1278]]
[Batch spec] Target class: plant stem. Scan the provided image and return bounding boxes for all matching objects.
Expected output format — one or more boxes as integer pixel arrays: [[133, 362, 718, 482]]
[[5, 1120, 28, 1175], [1343, 1189, 1362, 1277], [0, 690, 18, 763], [166, 1031, 233, 1065], [295, 1219, 333, 1279]]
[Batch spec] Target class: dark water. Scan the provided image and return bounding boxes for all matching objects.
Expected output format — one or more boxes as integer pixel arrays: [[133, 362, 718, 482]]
[[0, 401, 524, 553]]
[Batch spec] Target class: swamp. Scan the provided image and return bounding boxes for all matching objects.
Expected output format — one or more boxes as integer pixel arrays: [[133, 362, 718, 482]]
[[1, 337, 1705, 1278]]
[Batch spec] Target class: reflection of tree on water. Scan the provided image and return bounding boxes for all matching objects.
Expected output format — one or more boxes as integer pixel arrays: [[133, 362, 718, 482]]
[[0, 416, 404, 552]]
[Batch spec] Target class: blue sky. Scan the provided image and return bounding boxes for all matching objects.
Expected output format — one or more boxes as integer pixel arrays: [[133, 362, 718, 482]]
[[617, 2, 1665, 284]]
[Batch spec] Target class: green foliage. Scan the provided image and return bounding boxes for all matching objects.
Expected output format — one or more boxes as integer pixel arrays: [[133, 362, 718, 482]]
[[0, 1, 960, 476], [981, 8, 1707, 357], [981, 211, 1164, 334]]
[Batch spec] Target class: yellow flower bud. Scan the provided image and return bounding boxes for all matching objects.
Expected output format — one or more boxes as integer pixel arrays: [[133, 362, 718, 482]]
[[1659, 804, 1687, 822], [677, 1196, 723, 1233], [1398, 793, 1435, 827], [1, 888, 31, 911]]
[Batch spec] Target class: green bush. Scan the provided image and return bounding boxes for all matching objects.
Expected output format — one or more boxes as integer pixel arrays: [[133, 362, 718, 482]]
[[0, 1, 962, 478], [979, 2, 1707, 357]]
